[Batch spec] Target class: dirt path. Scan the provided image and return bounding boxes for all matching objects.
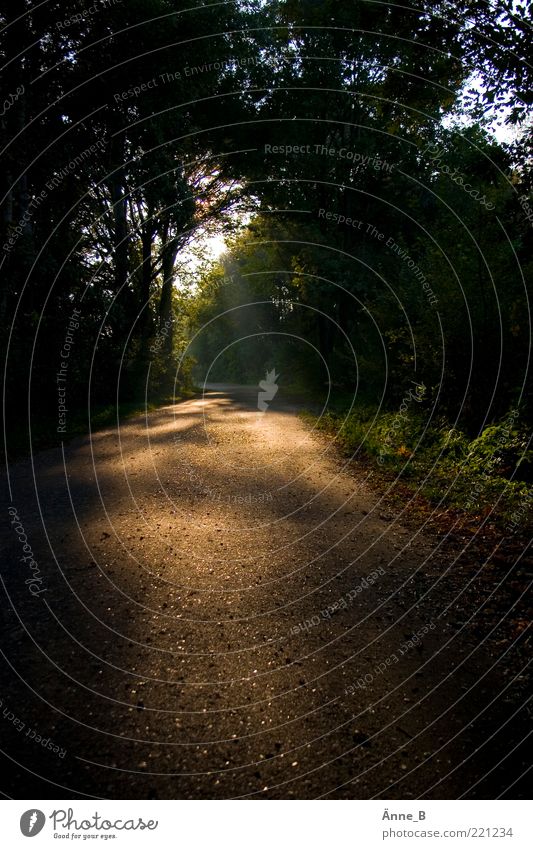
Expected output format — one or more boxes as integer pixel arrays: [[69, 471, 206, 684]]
[[0, 386, 529, 799]]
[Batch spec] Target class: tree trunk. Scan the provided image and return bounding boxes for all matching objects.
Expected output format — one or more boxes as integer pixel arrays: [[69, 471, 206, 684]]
[[159, 240, 178, 355], [140, 219, 154, 336], [108, 134, 129, 299]]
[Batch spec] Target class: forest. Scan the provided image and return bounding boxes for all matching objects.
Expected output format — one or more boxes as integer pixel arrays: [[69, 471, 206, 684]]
[[0, 0, 532, 805], [2, 0, 531, 524]]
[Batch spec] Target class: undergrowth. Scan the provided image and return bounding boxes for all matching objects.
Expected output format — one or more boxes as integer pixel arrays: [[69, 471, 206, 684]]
[[307, 402, 532, 529]]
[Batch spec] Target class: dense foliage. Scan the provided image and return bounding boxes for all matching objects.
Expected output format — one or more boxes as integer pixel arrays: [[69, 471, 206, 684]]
[[1, 0, 531, 460]]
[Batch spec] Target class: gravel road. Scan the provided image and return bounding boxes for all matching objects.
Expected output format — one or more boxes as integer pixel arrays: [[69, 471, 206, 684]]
[[0, 385, 529, 799]]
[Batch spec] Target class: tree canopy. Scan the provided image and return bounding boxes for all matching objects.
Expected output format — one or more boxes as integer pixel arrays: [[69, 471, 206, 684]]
[[1, 0, 531, 451]]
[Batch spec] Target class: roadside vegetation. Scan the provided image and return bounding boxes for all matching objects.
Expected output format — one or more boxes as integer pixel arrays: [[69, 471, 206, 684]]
[[307, 401, 532, 532]]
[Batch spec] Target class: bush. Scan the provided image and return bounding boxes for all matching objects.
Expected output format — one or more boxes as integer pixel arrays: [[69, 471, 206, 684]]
[[310, 404, 532, 526]]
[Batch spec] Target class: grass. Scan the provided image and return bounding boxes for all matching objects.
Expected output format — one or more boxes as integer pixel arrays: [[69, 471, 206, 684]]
[[305, 400, 533, 531], [6, 389, 197, 459]]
